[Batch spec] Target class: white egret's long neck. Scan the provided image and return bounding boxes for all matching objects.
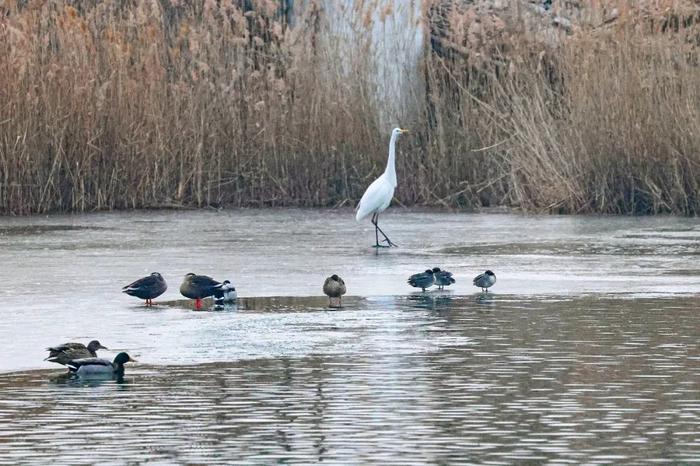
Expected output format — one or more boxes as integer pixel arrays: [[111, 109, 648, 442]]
[[384, 132, 398, 187]]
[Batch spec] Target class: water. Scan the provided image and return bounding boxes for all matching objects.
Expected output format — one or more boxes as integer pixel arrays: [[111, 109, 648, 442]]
[[0, 209, 699, 463]]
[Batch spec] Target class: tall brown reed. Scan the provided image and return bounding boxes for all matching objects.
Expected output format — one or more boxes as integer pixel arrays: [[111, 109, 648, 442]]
[[1, 0, 699, 215], [420, 0, 700, 214], [0, 0, 384, 214]]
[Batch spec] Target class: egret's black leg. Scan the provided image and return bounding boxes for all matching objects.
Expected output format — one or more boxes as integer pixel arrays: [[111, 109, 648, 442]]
[[372, 213, 381, 248], [376, 224, 397, 247], [372, 214, 397, 247]]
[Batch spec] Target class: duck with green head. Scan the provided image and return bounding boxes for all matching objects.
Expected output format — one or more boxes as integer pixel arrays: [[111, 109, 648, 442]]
[[67, 352, 137, 377]]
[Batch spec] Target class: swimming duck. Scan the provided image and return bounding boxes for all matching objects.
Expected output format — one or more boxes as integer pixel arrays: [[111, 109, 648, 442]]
[[67, 352, 136, 377], [473, 270, 497, 292], [432, 267, 456, 290], [122, 272, 167, 305], [323, 274, 347, 307], [214, 280, 237, 305], [408, 269, 435, 291], [180, 273, 223, 309], [45, 340, 108, 366]]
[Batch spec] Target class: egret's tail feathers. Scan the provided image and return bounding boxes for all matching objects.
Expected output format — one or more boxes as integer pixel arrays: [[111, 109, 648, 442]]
[[355, 203, 371, 221]]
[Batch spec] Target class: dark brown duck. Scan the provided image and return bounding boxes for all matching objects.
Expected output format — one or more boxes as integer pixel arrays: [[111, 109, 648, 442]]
[[323, 274, 347, 307], [122, 272, 167, 305], [45, 340, 108, 366], [180, 273, 224, 310]]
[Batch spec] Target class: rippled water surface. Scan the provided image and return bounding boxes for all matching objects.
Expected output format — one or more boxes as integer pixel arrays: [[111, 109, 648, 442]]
[[0, 209, 699, 463]]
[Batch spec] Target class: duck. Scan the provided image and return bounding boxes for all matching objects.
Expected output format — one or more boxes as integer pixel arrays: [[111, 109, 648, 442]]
[[45, 340, 108, 366], [432, 267, 455, 290], [214, 280, 237, 305], [473, 270, 497, 292], [408, 269, 435, 291], [323, 274, 347, 307], [122, 272, 167, 305], [180, 273, 223, 309], [67, 352, 137, 377]]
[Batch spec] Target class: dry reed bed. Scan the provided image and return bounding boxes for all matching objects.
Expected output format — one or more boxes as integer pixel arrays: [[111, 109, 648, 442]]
[[1, 0, 699, 215]]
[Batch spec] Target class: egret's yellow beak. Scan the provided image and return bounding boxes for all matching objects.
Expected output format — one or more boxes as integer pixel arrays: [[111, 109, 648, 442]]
[[400, 128, 409, 134]]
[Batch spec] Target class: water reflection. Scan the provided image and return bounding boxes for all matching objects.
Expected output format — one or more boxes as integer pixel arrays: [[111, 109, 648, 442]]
[[48, 372, 129, 387], [406, 293, 454, 311], [0, 295, 697, 463], [212, 303, 238, 312], [475, 292, 496, 305]]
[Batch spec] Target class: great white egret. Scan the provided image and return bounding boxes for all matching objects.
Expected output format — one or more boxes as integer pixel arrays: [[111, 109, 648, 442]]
[[355, 127, 408, 248]]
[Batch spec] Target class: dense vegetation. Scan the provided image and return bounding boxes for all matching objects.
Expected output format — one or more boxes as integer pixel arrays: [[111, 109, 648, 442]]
[[1, 0, 699, 215]]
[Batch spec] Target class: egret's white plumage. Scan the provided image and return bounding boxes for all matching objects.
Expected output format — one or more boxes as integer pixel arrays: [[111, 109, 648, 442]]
[[355, 176, 395, 221], [356, 127, 407, 247]]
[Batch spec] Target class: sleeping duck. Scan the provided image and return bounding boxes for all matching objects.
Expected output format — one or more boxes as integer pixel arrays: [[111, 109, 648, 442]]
[[323, 274, 346, 307], [214, 280, 237, 306], [180, 273, 223, 309], [432, 267, 456, 290], [122, 272, 168, 305], [67, 352, 137, 377], [45, 340, 108, 366], [408, 269, 435, 292], [473, 270, 497, 292]]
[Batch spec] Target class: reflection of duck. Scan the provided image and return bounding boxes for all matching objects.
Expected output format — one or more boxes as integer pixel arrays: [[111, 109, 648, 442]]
[[122, 272, 167, 305], [407, 293, 453, 311], [180, 273, 223, 309], [45, 340, 108, 366], [408, 269, 435, 291], [67, 352, 136, 377], [475, 293, 495, 305], [473, 270, 496, 292], [323, 275, 346, 307], [432, 267, 455, 290]]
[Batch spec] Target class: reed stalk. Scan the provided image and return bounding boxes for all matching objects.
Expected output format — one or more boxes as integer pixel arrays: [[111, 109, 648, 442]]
[[1, 0, 698, 215]]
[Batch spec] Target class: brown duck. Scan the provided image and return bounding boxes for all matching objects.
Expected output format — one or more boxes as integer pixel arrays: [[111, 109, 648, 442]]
[[45, 340, 108, 366], [122, 272, 167, 305], [180, 273, 224, 310], [323, 274, 347, 307]]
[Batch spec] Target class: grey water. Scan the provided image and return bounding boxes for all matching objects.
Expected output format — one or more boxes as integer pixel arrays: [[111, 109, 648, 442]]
[[0, 209, 699, 463]]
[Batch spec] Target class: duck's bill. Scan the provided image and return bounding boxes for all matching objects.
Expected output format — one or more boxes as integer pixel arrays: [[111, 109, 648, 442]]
[[99, 345, 109, 350], [129, 357, 138, 363]]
